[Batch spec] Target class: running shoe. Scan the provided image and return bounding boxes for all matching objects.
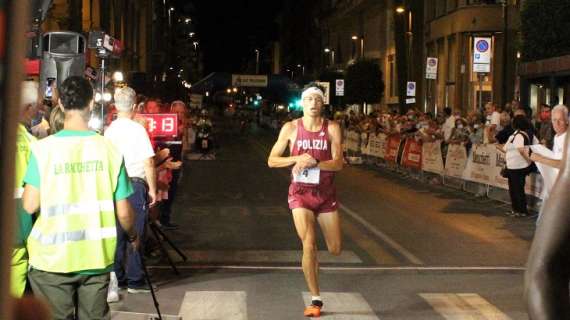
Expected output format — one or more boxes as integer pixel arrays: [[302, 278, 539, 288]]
[[304, 300, 323, 317]]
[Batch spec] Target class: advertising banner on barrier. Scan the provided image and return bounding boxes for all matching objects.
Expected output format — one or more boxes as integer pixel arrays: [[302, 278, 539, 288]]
[[361, 133, 370, 155], [346, 130, 361, 152], [488, 149, 509, 189], [488, 149, 544, 197], [401, 138, 422, 169], [368, 133, 387, 159], [462, 144, 494, 184], [384, 134, 402, 163], [444, 143, 468, 178], [422, 141, 444, 174]]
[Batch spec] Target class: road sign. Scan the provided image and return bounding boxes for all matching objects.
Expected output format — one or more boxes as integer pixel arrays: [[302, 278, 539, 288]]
[[189, 94, 203, 109], [426, 57, 438, 80], [473, 37, 492, 74], [231, 74, 268, 87], [335, 79, 344, 96], [407, 81, 416, 97], [316, 81, 330, 104]]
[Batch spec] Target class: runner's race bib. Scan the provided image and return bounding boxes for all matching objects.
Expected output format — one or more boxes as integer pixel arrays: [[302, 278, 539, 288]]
[[293, 167, 320, 185]]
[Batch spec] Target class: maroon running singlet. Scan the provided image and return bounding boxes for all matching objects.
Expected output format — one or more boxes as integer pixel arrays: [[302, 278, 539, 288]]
[[288, 119, 338, 214]]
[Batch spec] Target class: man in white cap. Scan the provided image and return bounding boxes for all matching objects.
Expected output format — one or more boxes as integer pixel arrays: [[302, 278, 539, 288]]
[[268, 83, 344, 317]]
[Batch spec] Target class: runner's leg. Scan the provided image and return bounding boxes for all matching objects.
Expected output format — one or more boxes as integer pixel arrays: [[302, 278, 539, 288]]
[[317, 210, 342, 256], [292, 208, 319, 296]]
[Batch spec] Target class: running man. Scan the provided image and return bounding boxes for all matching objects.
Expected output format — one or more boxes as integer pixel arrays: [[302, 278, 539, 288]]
[[268, 84, 343, 317]]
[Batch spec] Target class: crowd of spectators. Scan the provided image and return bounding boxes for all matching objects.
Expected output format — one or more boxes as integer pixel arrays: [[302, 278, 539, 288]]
[[334, 100, 556, 153]]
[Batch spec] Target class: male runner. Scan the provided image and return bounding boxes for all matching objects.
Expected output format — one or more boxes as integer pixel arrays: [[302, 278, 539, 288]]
[[268, 84, 343, 317]]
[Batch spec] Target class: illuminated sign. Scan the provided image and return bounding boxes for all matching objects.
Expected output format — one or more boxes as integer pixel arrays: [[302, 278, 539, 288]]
[[139, 113, 178, 137]]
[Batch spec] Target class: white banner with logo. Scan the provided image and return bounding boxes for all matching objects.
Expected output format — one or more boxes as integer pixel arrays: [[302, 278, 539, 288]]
[[368, 133, 387, 159], [360, 133, 370, 155], [346, 130, 361, 152], [462, 144, 495, 184], [444, 143, 468, 179], [422, 141, 444, 174]]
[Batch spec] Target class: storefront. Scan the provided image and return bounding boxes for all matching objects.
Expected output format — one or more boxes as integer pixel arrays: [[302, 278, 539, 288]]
[[519, 54, 570, 113]]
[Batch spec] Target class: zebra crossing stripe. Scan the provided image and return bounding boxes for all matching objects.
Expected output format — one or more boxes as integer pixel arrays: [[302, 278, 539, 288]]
[[420, 293, 511, 320], [178, 291, 247, 320], [302, 292, 380, 319]]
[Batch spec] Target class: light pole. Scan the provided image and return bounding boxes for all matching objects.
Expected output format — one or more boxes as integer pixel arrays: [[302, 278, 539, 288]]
[[255, 49, 260, 74], [324, 48, 335, 67], [297, 64, 305, 77], [351, 35, 358, 59]]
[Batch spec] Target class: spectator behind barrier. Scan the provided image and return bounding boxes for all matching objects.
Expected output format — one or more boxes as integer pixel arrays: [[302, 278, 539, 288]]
[[501, 115, 537, 217]]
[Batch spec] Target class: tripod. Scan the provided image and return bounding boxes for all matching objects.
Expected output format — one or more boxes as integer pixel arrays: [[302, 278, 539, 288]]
[[148, 220, 187, 275]]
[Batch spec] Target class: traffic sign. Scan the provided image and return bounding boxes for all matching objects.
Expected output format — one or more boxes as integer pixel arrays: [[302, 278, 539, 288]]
[[426, 57, 438, 79], [335, 79, 344, 96], [473, 37, 492, 74], [406, 81, 416, 97]]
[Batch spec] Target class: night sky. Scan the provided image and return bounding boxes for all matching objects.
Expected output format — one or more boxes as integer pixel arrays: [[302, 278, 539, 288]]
[[177, 0, 283, 74]]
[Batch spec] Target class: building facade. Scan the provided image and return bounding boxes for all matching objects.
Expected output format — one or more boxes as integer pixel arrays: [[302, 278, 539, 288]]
[[424, 0, 521, 114]]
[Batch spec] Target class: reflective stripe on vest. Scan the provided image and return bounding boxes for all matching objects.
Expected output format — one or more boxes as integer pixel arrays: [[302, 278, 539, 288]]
[[44, 200, 114, 218], [29, 226, 117, 246]]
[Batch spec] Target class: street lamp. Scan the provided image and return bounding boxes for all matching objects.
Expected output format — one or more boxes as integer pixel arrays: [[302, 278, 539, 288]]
[[193, 41, 199, 50], [297, 64, 305, 76], [324, 48, 335, 67], [395, 6, 405, 14], [255, 49, 260, 74]]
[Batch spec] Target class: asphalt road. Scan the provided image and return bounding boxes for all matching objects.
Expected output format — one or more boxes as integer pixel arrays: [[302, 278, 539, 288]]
[[111, 117, 535, 320]]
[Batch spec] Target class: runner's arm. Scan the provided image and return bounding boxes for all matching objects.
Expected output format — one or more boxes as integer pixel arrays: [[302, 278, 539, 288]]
[[318, 121, 344, 172], [268, 122, 312, 168]]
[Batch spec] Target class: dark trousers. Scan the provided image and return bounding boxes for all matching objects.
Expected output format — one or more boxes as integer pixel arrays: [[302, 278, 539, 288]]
[[160, 169, 180, 225], [114, 180, 147, 287], [29, 268, 110, 320], [507, 167, 529, 214]]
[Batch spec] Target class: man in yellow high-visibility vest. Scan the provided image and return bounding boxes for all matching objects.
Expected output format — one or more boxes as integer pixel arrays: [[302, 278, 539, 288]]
[[11, 81, 39, 297], [22, 76, 138, 319]]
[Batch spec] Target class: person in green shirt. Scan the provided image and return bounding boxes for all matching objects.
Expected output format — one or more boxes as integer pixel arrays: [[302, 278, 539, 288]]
[[11, 81, 39, 297], [22, 76, 139, 319]]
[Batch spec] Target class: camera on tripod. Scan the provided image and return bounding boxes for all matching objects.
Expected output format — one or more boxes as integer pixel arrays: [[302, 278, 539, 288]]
[[87, 31, 123, 58]]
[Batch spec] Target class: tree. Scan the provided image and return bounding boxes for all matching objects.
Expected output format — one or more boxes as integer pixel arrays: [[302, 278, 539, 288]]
[[521, 0, 570, 62], [344, 59, 385, 112]]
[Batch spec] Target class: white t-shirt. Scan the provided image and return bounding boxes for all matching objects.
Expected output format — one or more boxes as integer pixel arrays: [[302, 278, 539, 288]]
[[503, 131, 530, 169], [486, 111, 502, 132], [553, 132, 566, 159], [442, 116, 456, 142], [104, 117, 155, 179]]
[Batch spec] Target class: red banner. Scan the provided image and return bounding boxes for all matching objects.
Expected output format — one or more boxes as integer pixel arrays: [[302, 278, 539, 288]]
[[401, 138, 423, 169], [384, 134, 402, 163], [139, 113, 178, 138]]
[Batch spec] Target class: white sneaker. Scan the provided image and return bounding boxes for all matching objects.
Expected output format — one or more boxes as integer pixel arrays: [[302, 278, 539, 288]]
[[107, 290, 119, 303], [107, 271, 120, 303]]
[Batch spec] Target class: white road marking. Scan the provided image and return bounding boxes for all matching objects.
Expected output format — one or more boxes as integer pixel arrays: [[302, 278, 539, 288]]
[[420, 293, 511, 320], [302, 292, 380, 319], [110, 311, 181, 319], [168, 250, 362, 264], [339, 203, 424, 265], [178, 291, 247, 320]]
